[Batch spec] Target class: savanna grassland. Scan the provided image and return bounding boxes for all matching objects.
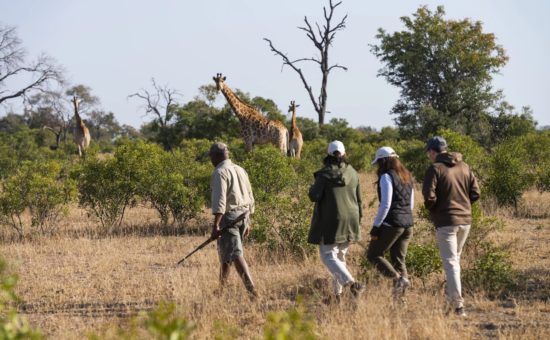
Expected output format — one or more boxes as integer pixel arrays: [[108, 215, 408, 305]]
[[1, 172, 549, 339]]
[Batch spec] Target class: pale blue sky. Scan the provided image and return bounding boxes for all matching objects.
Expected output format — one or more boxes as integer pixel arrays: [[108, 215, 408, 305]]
[[2, 0, 549, 129]]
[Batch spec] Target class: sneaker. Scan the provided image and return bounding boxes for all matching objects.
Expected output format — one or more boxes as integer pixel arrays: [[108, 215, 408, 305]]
[[350, 282, 365, 298], [454, 307, 467, 317], [392, 276, 410, 297]]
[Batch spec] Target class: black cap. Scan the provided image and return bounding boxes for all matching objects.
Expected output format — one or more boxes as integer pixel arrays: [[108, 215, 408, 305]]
[[426, 136, 447, 152]]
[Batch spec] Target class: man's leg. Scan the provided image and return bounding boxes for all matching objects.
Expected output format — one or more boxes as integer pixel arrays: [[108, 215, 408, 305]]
[[234, 256, 257, 297], [436, 226, 463, 309], [220, 262, 232, 285]]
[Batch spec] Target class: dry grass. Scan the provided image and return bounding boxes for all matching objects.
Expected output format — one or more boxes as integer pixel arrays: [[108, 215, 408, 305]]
[[1, 173, 549, 339]]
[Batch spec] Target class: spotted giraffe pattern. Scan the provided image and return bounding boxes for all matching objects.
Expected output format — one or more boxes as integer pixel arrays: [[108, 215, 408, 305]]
[[288, 100, 303, 159], [213, 73, 288, 154]]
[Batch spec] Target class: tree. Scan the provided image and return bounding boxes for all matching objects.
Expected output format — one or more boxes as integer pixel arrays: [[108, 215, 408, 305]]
[[87, 110, 121, 141], [25, 91, 68, 149], [264, 0, 348, 126], [129, 79, 182, 150], [0, 23, 63, 106], [128, 78, 181, 128], [489, 102, 537, 147], [371, 6, 508, 140]]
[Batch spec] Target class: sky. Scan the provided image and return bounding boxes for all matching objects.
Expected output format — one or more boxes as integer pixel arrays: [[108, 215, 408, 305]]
[[1, 0, 549, 129]]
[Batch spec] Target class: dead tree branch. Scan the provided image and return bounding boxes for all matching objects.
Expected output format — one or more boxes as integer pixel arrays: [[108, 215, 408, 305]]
[[264, 0, 348, 125]]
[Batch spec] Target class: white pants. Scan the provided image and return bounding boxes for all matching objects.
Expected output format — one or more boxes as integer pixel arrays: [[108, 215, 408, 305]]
[[319, 242, 355, 295], [436, 225, 471, 309]]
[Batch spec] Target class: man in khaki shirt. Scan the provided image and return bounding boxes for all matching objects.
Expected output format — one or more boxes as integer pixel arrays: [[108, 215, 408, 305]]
[[209, 142, 257, 298]]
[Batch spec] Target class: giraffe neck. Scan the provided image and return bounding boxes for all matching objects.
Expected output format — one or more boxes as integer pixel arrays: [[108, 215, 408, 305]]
[[291, 109, 297, 130], [220, 85, 260, 122]]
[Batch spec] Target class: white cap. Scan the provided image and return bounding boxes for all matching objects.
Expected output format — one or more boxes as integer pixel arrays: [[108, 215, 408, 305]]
[[327, 140, 345, 156], [371, 146, 399, 165]]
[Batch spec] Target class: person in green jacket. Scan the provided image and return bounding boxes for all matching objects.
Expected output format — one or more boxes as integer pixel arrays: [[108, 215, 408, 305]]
[[308, 140, 365, 302]]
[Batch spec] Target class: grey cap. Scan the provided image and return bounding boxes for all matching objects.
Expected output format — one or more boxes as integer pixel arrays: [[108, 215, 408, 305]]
[[209, 142, 229, 155], [426, 136, 447, 152]]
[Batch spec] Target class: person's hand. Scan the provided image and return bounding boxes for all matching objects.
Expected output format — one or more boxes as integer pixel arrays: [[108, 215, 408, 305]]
[[211, 225, 221, 240], [369, 226, 382, 240], [243, 224, 251, 238]]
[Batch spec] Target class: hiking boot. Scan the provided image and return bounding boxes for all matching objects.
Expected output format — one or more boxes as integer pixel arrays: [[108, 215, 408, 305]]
[[392, 276, 410, 297], [350, 282, 365, 298], [454, 307, 467, 317]]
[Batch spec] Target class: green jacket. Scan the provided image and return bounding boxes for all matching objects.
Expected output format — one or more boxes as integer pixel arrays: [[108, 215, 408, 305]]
[[307, 162, 362, 245]]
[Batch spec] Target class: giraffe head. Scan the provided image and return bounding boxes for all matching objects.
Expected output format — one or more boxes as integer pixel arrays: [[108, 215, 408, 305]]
[[288, 100, 300, 113], [72, 96, 82, 115], [212, 73, 227, 91]]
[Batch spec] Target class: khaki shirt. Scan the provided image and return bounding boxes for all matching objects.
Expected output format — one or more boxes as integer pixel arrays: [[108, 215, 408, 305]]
[[211, 159, 255, 215]]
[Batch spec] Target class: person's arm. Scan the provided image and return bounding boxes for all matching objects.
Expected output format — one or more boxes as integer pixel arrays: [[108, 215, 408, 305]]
[[410, 188, 415, 211], [422, 166, 438, 210], [356, 180, 363, 222], [210, 171, 227, 239], [211, 171, 228, 214], [370, 174, 392, 239], [308, 172, 326, 202], [211, 213, 224, 239], [469, 170, 481, 203]]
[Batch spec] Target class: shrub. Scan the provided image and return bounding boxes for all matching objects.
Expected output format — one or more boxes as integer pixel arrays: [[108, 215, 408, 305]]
[[1, 258, 42, 339], [140, 149, 209, 227], [406, 242, 442, 286], [486, 132, 550, 208], [242, 145, 315, 258], [0, 160, 76, 237], [74, 140, 155, 232], [263, 299, 318, 340], [463, 243, 515, 296]]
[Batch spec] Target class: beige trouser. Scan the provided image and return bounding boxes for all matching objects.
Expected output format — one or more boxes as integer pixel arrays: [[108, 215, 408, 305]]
[[436, 225, 471, 309]]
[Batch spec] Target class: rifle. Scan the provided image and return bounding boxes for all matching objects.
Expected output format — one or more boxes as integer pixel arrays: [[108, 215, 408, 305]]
[[176, 211, 248, 265]]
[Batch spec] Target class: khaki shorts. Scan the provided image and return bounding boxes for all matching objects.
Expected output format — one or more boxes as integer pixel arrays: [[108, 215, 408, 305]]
[[217, 211, 248, 264]]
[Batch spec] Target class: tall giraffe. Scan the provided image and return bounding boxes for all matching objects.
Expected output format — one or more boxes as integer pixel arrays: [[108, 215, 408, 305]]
[[72, 96, 91, 158], [213, 73, 288, 154], [288, 100, 303, 159]]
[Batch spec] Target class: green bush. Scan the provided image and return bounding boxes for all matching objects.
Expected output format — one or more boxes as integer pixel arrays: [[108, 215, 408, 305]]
[[486, 136, 534, 207], [1, 258, 42, 339], [406, 242, 442, 285], [139, 149, 209, 226], [463, 243, 515, 296], [0, 160, 76, 237], [263, 299, 318, 340], [242, 145, 315, 258], [74, 140, 155, 232]]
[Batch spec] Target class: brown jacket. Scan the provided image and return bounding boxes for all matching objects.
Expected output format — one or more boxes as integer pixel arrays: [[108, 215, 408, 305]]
[[422, 152, 480, 228]]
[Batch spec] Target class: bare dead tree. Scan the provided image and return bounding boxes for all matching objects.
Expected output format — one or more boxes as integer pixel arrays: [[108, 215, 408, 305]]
[[264, 0, 348, 126], [128, 78, 181, 127], [0, 24, 64, 105]]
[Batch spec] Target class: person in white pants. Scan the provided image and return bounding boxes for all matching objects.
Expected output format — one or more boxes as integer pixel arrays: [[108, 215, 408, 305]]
[[308, 141, 365, 302], [423, 136, 480, 316]]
